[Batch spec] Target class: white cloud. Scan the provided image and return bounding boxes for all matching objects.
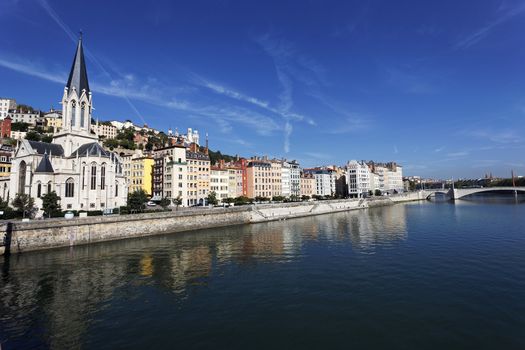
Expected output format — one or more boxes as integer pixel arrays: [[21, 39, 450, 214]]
[[455, 3, 525, 49]]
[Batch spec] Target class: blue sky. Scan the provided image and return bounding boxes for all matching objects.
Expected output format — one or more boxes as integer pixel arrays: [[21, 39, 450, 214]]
[[1, 0, 525, 178]]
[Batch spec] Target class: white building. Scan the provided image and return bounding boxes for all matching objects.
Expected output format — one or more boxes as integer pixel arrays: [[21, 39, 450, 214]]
[[0, 98, 16, 119], [152, 144, 188, 205], [210, 167, 229, 202], [368, 162, 404, 194], [280, 160, 301, 198], [281, 161, 291, 197], [8, 110, 43, 126], [304, 168, 336, 196], [2, 36, 128, 214], [289, 160, 301, 197], [93, 123, 118, 139], [347, 160, 370, 197]]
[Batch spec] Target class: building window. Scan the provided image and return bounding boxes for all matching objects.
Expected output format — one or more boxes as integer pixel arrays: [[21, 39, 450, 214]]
[[115, 182, 119, 197], [37, 182, 42, 197], [80, 102, 86, 128], [101, 164, 106, 190], [71, 100, 76, 127], [67, 204, 72, 209], [47, 182, 52, 194], [82, 165, 86, 188], [91, 163, 97, 190], [65, 178, 74, 197], [18, 161, 27, 195]]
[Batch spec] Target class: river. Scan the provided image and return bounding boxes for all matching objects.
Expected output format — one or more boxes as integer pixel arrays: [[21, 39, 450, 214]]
[[1, 200, 524, 349]]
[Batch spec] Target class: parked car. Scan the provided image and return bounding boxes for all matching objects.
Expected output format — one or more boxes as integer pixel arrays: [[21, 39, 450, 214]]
[[146, 201, 157, 207]]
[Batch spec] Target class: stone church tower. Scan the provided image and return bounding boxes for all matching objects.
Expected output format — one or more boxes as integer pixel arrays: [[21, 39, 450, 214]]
[[53, 34, 98, 156], [1, 35, 128, 215]]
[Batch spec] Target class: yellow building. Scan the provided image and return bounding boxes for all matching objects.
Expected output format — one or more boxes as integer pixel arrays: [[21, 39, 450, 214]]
[[0, 144, 13, 177], [129, 156, 154, 196], [45, 116, 63, 131]]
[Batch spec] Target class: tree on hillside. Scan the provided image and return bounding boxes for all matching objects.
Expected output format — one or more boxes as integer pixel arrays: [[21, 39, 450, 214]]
[[25, 131, 41, 142], [41, 191, 61, 218], [11, 122, 30, 132], [127, 189, 148, 213], [12, 193, 36, 218]]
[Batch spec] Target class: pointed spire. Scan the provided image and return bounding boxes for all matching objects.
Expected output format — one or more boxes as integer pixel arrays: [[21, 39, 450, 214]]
[[66, 33, 90, 96]]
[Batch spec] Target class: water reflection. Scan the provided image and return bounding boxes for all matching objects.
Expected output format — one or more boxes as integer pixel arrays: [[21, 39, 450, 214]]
[[0, 205, 408, 348]]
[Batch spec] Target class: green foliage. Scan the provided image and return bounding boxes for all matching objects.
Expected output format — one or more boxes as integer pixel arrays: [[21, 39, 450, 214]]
[[0, 197, 17, 219], [25, 131, 41, 141], [159, 197, 171, 209], [289, 195, 300, 202], [255, 196, 269, 202], [272, 195, 285, 202], [172, 196, 183, 207], [223, 197, 234, 204], [12, 193, 36, 218], [374, 189, 382, 196], [207, 149, 237, 165], [41, 134, 53, 143], [312, 195, 322, 200], [11, 122, 30, 132], [103, 138, 119, 150], [127, 189, 148, 213], [234, 196, 250, 205], [301, 195, 311, 201], [41, 191, 61, 218], [207, 191, 218, 205]]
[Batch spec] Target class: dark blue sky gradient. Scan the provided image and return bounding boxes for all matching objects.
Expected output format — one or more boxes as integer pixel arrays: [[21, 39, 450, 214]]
[[1, 0, 525, 178]]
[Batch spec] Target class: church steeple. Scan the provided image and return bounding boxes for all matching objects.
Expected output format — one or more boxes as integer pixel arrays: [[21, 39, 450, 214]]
[[66, 33, 90, 96], [54, 33, 97, 156]]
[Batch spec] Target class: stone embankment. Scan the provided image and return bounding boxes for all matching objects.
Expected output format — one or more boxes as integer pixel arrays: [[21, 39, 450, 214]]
[[0, 192, 425, 254]]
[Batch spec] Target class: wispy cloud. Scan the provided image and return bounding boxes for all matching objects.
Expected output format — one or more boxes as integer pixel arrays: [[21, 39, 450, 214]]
[[256, 34, 326, 153], [467, 129, 523, 144], [455, 2, 525, 49], [0, 53, 281, 136], [434, 146, 446, 153], [386, 67, 434, 94], [447, 151, 469, 158], [326, 115, 370, 134], [0, 56, 65, 84]]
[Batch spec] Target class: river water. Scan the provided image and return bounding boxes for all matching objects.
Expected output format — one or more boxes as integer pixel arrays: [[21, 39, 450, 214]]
[[1, 200, 524, 349]]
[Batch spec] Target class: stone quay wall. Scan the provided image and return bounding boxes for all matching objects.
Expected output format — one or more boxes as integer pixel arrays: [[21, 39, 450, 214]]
[[0, 194, 424, 254]]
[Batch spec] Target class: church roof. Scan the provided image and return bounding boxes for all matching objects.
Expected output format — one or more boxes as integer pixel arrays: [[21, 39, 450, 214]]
[[66, 35, 90, 96], [71, 142, 112, 158], [35, 154, 54, 173], [27, 140, 64, 156]]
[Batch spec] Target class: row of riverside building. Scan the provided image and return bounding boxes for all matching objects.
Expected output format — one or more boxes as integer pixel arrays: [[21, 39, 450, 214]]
[[0, 36, 403, 216], [119, 146, 403, 207]]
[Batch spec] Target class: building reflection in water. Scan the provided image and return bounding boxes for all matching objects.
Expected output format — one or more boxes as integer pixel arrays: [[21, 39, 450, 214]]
[[0, 204, 408, 348]]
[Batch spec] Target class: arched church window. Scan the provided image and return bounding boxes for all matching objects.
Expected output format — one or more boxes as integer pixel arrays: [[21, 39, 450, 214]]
[[91, 163, 97, 190], [71, 100, 76, 127], [47, 181, 52, 194], [81, 102, 86, 128], [37, 182, 42, 197], [18, 161, 26, 194], [3, 183, 7, 198], [82, 164, 86, 189], [65, 178, 74, 197], [101, 163, 106, 190]]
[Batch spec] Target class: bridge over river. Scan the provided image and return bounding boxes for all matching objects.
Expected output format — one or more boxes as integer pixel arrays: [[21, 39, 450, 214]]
[[423, 187, 525, 200]]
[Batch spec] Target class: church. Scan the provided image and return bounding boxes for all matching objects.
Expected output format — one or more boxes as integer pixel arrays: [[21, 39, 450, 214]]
[[1, 36, 128, 214]]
